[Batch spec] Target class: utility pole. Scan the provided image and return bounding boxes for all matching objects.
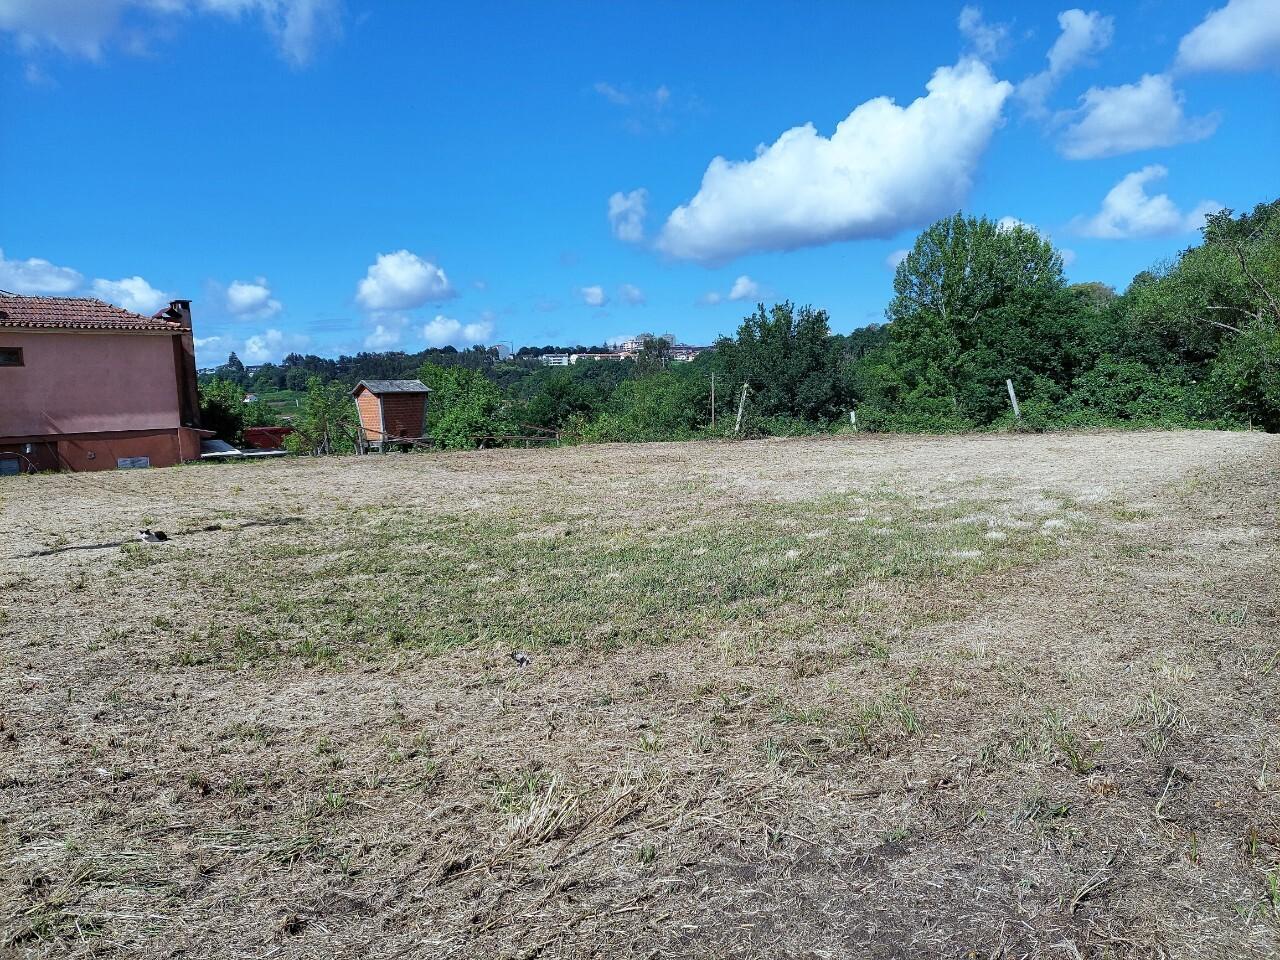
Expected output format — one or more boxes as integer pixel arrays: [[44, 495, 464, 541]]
[[710, 372, 716, 429], [734, 382, 749, 435]]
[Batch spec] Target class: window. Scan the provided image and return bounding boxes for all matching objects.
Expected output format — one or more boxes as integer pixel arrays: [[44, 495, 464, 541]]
[[0, 348, 22, 367]]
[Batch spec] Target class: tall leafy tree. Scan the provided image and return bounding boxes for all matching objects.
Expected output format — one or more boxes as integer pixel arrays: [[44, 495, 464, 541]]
[[715, 302, 844, 423], [419, 363, 514, 448], [872, 213, 1073, 424]]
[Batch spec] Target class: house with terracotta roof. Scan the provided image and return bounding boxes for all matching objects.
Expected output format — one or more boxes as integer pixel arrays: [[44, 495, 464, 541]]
[[0, 292, 208, 473]]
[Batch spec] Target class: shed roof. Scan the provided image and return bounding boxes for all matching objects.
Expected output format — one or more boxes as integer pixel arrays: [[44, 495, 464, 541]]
[[0, 292, 190, 332], [351, 379, 432, 396]]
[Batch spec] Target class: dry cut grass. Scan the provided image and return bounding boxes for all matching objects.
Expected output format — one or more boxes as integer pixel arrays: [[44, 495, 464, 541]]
[[1, 430, 1278, 959]]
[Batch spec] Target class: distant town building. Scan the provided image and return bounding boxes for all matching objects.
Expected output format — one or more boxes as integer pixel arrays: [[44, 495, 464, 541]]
[[570, 352, 627, 363], [617, 332, 676, 353], [535, 338, 710, 367]]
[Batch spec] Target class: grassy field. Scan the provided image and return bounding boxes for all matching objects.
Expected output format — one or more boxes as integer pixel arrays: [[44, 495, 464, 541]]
[[2, 431, 1279, 958]]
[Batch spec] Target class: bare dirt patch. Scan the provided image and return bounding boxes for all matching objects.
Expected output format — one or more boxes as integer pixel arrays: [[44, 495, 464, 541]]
[[2, 431, 1278, 958]]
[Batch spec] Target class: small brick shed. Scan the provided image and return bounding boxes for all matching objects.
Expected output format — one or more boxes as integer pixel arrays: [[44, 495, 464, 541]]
[[351, 379, 431, 449]]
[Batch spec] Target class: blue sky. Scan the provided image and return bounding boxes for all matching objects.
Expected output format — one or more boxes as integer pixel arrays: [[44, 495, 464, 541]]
[[2, 0, 1278, 365]]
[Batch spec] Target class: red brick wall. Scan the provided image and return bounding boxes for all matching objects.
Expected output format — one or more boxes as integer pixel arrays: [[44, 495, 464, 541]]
[[355, 390, 384, 439], [379, 395, 426, 439]]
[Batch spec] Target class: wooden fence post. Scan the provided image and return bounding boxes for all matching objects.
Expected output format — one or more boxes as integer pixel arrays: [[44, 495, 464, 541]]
[[734, 383, 749, 435], [710, 371, 716, 429], [1006, 378, 1022, 421]]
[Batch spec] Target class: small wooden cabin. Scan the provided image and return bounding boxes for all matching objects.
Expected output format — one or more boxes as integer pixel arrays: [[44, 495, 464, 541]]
[[351, 379, 431, 450]]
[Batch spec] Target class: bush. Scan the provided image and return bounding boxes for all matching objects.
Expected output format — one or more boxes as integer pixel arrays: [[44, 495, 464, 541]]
[[198, 378, 246, 443]]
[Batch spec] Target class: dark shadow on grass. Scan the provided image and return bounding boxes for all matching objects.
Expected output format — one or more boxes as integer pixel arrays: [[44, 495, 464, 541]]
[[18, 517, 305, 559]]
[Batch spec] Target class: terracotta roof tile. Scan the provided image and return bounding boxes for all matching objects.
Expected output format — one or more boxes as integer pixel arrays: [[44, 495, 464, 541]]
[[0, 292, 189, 332]]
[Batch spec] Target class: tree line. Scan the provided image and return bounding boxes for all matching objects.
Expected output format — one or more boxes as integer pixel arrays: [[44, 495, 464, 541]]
[[199, 199, 1280, 452]]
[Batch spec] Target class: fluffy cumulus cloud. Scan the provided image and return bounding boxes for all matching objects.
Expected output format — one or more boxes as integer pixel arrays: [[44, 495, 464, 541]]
[[885, 249, 909, 270], [699, 274, 764, 305], [618, 283, 645, 305], [356, 250, 455, 311], [608, 188, 648, 243], [1057, 73, 1218, 159], [92, 275, 169, 314], [957, 6, 1010, 60], [0, 0, 340, 66], [728, 275, 761, 301], [657, 60, 1012, 264], [1176, 0, 1280, 73], [580, 285, 608, 307], [422, 314, 494, 348], [240, 328, 307, 363], [0, 247, 84, 294], [363, 322, 401, 350], [1017, 9, 1114, 112], [1072, 166, 1222, 239], [225, 276, 281, 318]]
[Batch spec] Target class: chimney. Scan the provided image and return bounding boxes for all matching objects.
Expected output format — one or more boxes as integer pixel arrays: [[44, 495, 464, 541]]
[[166, 299, 193, 326]]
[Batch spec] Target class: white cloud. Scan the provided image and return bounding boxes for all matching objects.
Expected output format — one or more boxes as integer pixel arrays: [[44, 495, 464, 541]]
[[422, 314, 494, 348], [580, 285, 608, 307], [0, 247, 84, 294], [728, 275, 760, 301], [958, 6, 1010, 60], [593, 81, 676, 133], [219, 0, 342, 69], [1017, 9, 1114, 112], [698, 274, 766, 305], [92, 275, 169, 314], [356, 250, 455, 311], [1072, 165, 1222, 238], [618, 283, 645, 305], [241, 327, 307, 363], [0, 0, 124, 58], [885, 248, 909, 270], [1060, 248, 1078, 267], [1176, 0, 1280, 73], [225, 276, 281, 318], [593, 81, 630, 105], [363, 323, 401, 350], [996, 215, 1031, 231], [657, 59, 1011, 264], [0, 0, 340, 66], [1057, 73, 1218, 159], [608, 188, 648, 243]]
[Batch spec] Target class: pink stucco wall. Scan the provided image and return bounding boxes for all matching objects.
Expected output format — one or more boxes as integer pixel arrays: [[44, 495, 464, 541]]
[[0, 330, 182, 437]]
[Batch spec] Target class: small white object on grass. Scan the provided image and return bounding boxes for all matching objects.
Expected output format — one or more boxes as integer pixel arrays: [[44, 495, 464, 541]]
[[138, 529, 169, 543], [510, 651, 530, 668]]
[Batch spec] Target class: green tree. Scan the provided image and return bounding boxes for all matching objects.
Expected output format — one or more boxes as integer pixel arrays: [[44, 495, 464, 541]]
[[1124, 203, 1280, 429], [714, 302, 844, 424], [243, 397, 282, 429], [580, 368, 708, 442], [283, 377, 358, 455], [419, 363, 514, 448], [198, 378, 246, 443], [869, 213, 1073, 426]]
